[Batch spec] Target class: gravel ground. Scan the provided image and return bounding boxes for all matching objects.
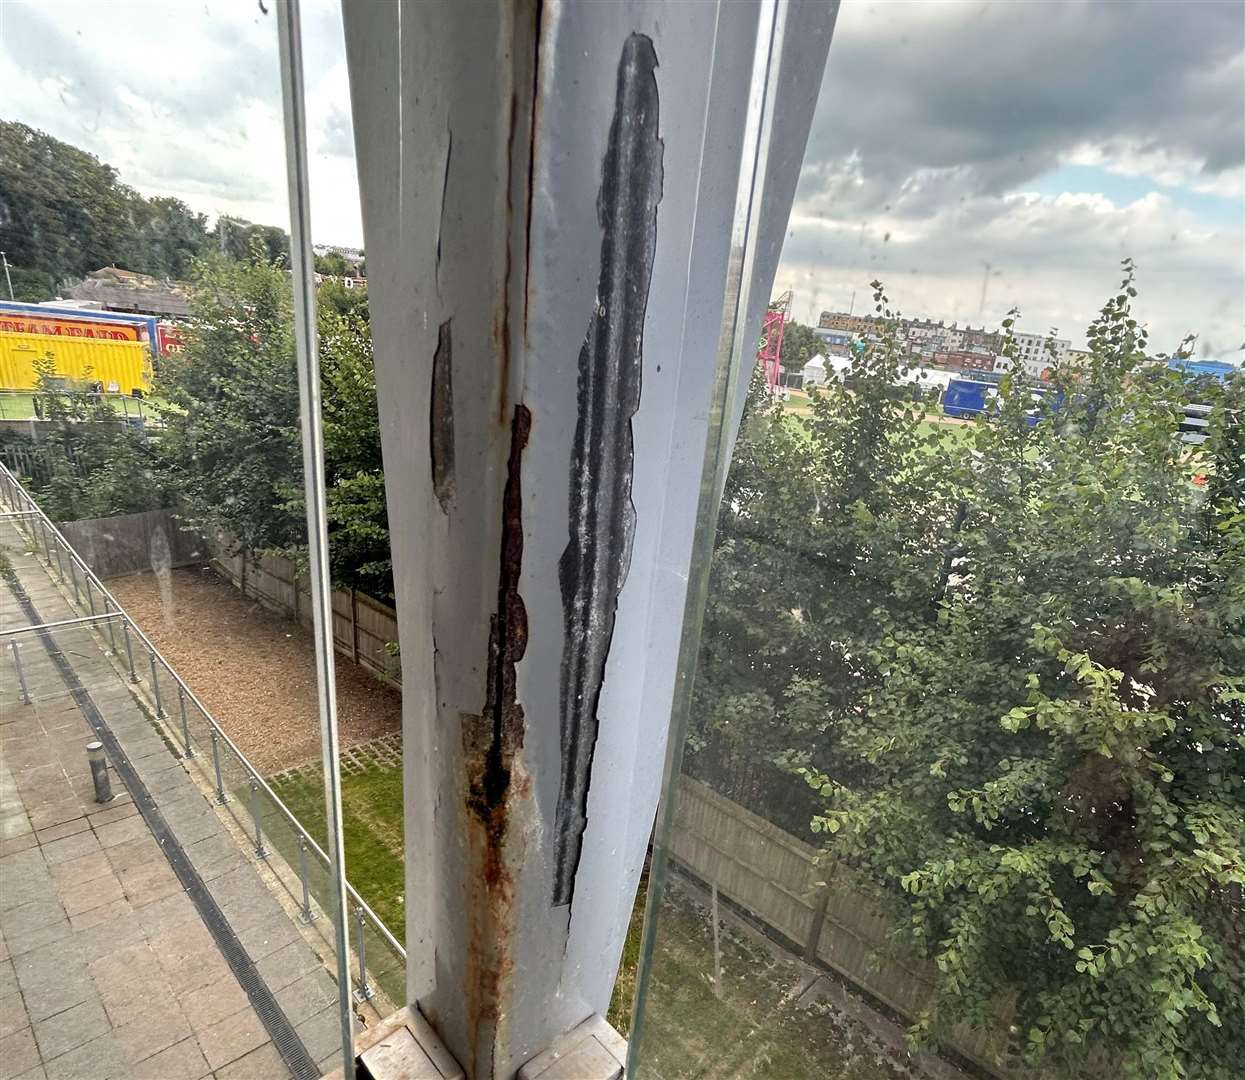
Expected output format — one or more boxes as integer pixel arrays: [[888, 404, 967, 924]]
[[107, 564, 403, 774]]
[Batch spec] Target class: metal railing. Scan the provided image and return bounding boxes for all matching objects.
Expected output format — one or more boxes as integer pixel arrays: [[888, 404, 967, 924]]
[[0, 462, 405, 1007], [0, 387, 165, 426]]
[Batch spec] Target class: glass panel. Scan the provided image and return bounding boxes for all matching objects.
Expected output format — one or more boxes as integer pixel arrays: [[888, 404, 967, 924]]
[[629, 3, 1244, 1079], [0, 2, 393, 1073]]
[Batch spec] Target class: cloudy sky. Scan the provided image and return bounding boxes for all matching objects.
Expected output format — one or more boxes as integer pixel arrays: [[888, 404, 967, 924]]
[[2, 0, 1241, 356]]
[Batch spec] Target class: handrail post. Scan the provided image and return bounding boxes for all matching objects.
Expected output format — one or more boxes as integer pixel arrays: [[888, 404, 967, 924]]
[[297, 835, 318, 923], [10, 641, 30, 705], [249, 780, 270, 859], [38, 520, 52, 566], [148, 649, 167, 718], [177, 686, 194, 758], [101, 598, 118, 654], [121, 621, 138, 682], [67, 554, 82, 605], [210, 730, 229, 804], [352, 905, 374, 1003], [84, 575, 97, 618], [52, 536, 66, 584]]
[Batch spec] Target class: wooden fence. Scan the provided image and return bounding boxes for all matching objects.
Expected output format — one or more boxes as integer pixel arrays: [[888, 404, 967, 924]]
[[58, 508, 207, 580], [209, 542, 402, 684], [670, 775, 1009, 1074]]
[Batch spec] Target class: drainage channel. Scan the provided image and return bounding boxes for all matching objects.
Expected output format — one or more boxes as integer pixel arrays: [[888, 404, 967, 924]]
[[4, 570, 322, 1080]]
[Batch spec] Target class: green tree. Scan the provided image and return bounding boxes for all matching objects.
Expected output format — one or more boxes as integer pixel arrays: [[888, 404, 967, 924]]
[[0, 122, 212, 287], [157, 252, 390, 596], [692, 266, 1243, 1077], [25, 355, 171, 521], [213, 216, 289, 265], [156, 254, 305, 559], [779, 320, 822, 373], [320, 309, 391, 598]]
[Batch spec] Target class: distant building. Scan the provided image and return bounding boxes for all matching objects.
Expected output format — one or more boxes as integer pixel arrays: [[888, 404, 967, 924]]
[[934, 349, 996, 373], [65, 267, 193, 319], [1012, 331, 1072, 379], [818, 311, 873, 335], [813, 327, 853, 356]]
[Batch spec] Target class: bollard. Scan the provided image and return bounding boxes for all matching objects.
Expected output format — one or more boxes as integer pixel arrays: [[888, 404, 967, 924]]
[[249, 780, 269, 859], [10, 641, 30, 705], [297, 835, 318, 923], [149, 650, 167, 718], [177, 687, 194, 758], [210, 730, 229, 804], [121, 622, 138, 683], [86, 742, 114, 803], [353, 906, 375, 1003]]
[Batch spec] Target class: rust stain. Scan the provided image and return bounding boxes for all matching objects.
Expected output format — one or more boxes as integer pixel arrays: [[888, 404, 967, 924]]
[[461, 403, 530, 1076]]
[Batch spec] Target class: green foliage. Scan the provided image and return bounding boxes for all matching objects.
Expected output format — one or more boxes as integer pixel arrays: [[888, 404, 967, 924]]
[[213, 216, 289, 265], [4, 266, 57, 302], [156, 254, 305, 558], [0, 121, 214, 286], [317, 278, 370, 320], [23, 356, 171, 521], [780, 320, 822, 372], [156, 253, 390, 596], [694, 265, 1244, 1076], [320, 309, 391, 598]]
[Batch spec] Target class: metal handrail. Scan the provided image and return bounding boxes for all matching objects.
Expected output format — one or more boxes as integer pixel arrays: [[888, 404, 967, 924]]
[[0, 463, 405, 962], [0, 611, 125, 637]]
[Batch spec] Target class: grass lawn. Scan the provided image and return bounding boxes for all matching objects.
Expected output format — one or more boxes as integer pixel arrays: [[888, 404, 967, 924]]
[[269, 761, 407, 942], [0, 391, 169, 421]]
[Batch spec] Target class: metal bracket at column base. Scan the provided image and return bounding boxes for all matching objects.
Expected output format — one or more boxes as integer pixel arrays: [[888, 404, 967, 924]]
[[519, 1015, 627, 1080], [325, 1006, 464, 1080]]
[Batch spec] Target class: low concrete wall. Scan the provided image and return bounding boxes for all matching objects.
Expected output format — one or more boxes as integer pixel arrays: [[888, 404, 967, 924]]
[[59, 508, 207, 580]]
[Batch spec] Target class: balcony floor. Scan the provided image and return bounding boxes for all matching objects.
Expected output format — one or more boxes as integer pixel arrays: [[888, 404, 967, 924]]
[[1, 525, 345, 1080]]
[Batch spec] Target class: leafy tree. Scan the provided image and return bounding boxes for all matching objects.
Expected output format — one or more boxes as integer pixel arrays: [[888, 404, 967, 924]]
[[213, 216, 289, 265], [692, 265, 1243, 1077], [320, 309, 391, 598], [0, 122, 213, 286], [131, 196, 212, 280], [156, 253, 305, 559], [25, 356, 171, 521], [318, 278, 370, 320], [157, 252, 389, 596], [779, 320, 822, 373], [4, 266, 57, 302]]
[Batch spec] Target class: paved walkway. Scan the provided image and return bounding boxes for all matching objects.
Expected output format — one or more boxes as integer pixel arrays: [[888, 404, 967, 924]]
[[0, 522, 345, 1079]]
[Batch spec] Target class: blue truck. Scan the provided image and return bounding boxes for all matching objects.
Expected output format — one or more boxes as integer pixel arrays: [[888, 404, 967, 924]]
[[942, 377, 1058, 426]]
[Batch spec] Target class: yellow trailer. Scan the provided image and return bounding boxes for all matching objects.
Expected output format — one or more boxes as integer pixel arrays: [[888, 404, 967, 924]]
[[0, 331, 152, 396]]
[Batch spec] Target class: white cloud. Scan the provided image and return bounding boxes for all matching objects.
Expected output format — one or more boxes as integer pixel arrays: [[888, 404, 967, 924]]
[[0, 0, 362, 245]]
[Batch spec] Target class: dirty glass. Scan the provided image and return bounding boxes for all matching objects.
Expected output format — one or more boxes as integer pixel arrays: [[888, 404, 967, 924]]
[[627, 3, 1244, 1079], [0, 2, 398, 1075]]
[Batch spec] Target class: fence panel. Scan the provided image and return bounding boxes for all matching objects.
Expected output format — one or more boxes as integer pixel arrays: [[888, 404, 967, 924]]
[[672, 776, 1008, 1072], [59, 508, 206, 579], [207, 537, 401, 684]]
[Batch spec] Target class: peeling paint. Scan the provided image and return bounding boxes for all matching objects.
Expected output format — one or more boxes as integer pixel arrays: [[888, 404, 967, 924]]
[[431, 318, 456, 513], [461, 403, 531, 1077], [552, 33, 663, 909]]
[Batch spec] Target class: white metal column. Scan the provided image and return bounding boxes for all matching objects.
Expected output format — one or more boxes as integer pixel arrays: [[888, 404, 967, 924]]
[[342, 3, 835, 1077]]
